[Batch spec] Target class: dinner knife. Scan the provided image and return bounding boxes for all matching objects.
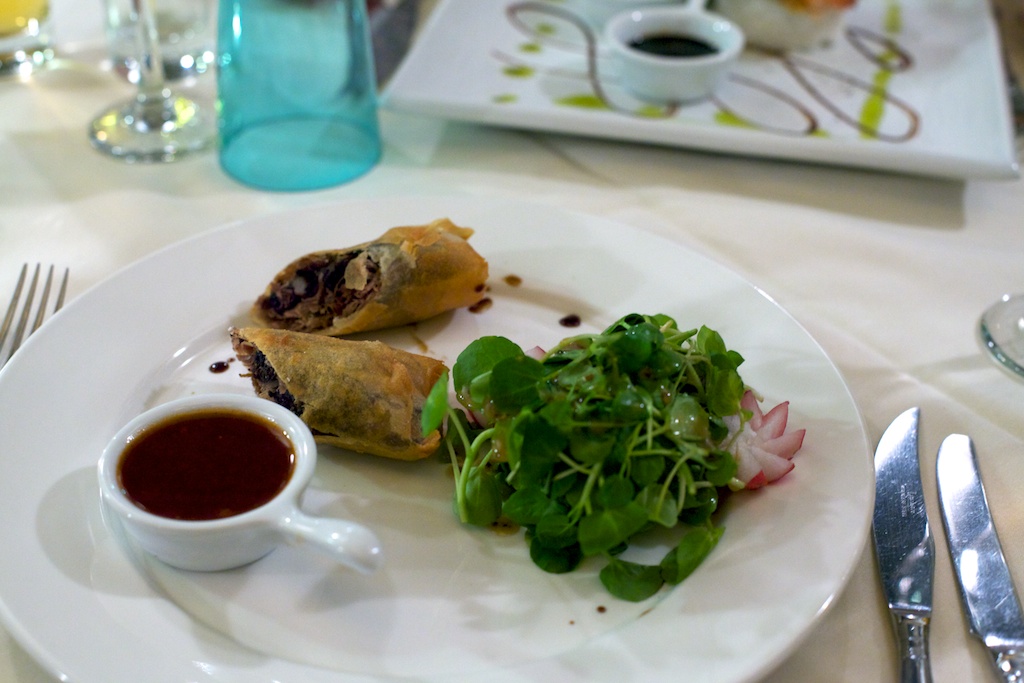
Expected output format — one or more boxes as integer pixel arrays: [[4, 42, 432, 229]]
[[937, 433, 1024, 682], [873, 407, 934, 683]]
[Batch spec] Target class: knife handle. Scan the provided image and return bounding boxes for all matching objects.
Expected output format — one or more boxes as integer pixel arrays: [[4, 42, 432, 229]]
[[990, 649, 1024, 683], [894, 613, 932, 683]]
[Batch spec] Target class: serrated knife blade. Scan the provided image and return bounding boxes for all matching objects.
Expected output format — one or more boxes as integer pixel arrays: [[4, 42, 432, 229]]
[[872, 407, 934, 683], [937, 433, 1024, 682]]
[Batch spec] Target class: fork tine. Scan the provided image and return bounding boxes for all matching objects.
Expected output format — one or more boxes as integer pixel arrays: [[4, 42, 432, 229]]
[[9, 263, 41, 355], [0, 264, 28, 350], [53, 267, 69, 312], [29, 265, 55, 335], [2, 264, 69, 367]]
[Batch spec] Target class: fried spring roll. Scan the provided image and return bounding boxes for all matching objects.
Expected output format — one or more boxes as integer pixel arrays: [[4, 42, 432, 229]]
[[251, 218, 489, 336], [230, 327, 447, 461]]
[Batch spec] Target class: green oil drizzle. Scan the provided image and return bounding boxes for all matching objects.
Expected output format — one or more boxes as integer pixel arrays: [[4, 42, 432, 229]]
[[636, 105, 670, 118], [858, 0, 903, 139], [555, 94, 609, 110], [714, 111, 757, 129], [714, 111, 828, 137], [884, 1, 903, 33], [503, 65, 534, 78], [860, 71, 893, 138]]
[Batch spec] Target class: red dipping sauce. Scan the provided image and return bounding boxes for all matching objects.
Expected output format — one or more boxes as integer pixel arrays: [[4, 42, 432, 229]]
[[117, 409, 296, 521]]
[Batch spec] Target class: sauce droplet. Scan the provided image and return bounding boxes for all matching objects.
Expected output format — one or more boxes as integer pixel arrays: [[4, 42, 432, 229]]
[[490, 517, 521, 535], [559, 314, 581, 327], [209, 358, 234, 373], [408, 326, 430, 354], [504, 274, 523, 287], [469, 297, 493, 314]]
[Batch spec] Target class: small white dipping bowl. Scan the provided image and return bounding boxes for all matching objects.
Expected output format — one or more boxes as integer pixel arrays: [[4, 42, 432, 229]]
[[605, 5, 745, 103], [98, 393, 383, 573]]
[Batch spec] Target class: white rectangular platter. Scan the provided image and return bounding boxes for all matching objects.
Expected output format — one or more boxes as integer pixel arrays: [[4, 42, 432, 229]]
[[383, 0, 1019, 179]]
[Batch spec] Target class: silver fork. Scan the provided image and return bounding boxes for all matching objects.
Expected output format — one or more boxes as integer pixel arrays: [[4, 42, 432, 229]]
[[0, 264, 69, 367]]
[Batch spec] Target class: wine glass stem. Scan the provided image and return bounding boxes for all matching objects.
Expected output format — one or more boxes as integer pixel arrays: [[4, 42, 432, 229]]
[[87, 0, 215, 161], [134, 0, 167, 100]]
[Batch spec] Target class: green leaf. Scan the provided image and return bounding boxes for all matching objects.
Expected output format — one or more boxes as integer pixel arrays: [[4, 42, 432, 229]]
[[660, 525, 724, 585], [534, 512, 578, 549], [602, 432, 629, 473], [595, 474, 635, 509], [646, 348, 684, 378], [610, 387, 649, 423], [629, 455, 665, 487], [550, 356, 608, 396], [706, 365, 745, 417], [420, 371, 449, 437], [516, 415, 567, 487], [467, 372, 492, 407], [635, 484, 678, 527], [599, 557, 664, 602], [649, 313, 677, 330], [604, 313, 647, 334], [530, 537, 582, 573], [502, 488, 553, 526], [559, 475, 587, 509], [440, 407, 475, 459], [460, 468, 503, 527], [490, 355, 545, 412], [678, 485, 719, 525], [708, 416, 730, 443], [568, 429, 615, 465], [550, 471, 578, 499], [578, 502, 648, 556], [723, 349, 745, 369], [666, 394, 710, 441], [539, 400, 574, 431], [610, 323, 663, 373], [453, 336, 523, 394], [695, 326, 727, 356], [702, 450, 738, 487], [494, 414, 524, 467]]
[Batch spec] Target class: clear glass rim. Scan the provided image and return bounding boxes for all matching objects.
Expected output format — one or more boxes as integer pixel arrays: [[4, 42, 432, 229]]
[[978, 294, 1024, 379]]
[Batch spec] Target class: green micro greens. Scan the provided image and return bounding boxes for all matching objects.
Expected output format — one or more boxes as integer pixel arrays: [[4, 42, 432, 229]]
[[421, 313, 747, 601]]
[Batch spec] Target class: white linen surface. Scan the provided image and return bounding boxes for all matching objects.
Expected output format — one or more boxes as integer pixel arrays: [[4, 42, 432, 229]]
[[1, 0, 1023, 681]]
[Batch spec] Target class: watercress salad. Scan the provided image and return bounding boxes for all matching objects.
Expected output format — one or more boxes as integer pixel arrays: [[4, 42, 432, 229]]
[[421, 313, 751, 602]]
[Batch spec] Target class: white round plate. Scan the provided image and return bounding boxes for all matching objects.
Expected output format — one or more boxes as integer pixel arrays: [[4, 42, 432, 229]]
[[0, 197, 871, 683]]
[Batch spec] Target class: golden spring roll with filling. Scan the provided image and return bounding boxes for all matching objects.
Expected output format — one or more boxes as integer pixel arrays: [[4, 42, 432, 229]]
[[230, 327, 447, 461], [251, 218, 489, 336]]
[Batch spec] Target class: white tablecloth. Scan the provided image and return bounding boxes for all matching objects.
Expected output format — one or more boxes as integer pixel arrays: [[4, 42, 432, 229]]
[[2, 0, 1023, 680]]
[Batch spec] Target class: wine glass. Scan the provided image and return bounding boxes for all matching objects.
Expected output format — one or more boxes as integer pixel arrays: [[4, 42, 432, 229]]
[[979, 293, 1024, 378], [88, 0, 214, 162]]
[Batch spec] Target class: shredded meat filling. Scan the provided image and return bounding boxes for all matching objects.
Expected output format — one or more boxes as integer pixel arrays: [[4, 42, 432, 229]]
[[233, 340, 305, 417], [259, 252, 383, 332]]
